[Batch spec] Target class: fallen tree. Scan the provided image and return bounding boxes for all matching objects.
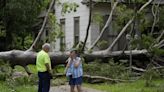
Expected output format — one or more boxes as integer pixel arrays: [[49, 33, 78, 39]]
[[0, 49, 148, 67], [0, 0, 163, 76]]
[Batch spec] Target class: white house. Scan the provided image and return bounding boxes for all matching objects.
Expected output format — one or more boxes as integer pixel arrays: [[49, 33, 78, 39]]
[[53, 0, 164, 51], [54, 0, 121, 51]]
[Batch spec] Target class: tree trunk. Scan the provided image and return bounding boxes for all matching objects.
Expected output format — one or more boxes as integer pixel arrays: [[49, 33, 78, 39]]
[[81, 0, 92, 52], [0, 50, 148, 67]]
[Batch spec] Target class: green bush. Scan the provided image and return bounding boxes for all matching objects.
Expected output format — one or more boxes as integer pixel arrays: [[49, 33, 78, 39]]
[[97, 40, 109, 50], [142, 64, 161, 87], [0, 60, 12, 81], [12, 74, 38, 86], [83, 59, 130, 80]]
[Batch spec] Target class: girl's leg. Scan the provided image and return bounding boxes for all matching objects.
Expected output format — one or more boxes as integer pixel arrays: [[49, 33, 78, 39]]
[[70, 85, 75, 92], [77, 85, 82, 92]]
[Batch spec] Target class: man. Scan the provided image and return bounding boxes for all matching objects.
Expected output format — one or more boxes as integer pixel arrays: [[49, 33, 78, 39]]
[[36, 43, 52, 92], [65, 49, 83, 92]]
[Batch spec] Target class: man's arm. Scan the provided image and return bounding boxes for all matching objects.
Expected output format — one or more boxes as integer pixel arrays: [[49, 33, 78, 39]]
[[45, 63, 52, 74], [44, 54, 52, 74]]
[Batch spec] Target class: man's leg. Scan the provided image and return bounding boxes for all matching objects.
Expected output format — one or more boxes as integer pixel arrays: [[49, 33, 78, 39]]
[[42, 74, 51, 92], [43, 79, 50, 92], [38, 73, 43, 92], [38, 78, 43, 92]]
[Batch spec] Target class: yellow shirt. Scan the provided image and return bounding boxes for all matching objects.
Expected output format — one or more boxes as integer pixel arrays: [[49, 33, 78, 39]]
[[36, 50, 52, 72]]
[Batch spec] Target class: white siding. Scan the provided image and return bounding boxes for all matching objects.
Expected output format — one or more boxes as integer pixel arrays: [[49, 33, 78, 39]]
[[55, 0, 91, 51]]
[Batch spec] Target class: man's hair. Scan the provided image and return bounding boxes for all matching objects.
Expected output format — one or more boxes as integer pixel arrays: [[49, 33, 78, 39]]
[[42, 43, 51, 50]]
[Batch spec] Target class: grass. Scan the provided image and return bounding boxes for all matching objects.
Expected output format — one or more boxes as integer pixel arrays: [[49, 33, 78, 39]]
[[15, 85, 37, 92], [0, 81, 11, 92], [2, 65, 164, 92], [1, 79, 164, 92], [84, 79, 164, 92], [0, 81, 37, 92]]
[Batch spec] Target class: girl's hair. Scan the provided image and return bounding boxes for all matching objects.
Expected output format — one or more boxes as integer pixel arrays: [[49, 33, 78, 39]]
[[70, 49, 80, 57]]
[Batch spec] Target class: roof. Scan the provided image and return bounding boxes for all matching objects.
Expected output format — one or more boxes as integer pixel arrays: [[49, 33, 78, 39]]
[[81, 0, 164, 5], [81, 0, 122, 4], [153, 0, 164, 4]]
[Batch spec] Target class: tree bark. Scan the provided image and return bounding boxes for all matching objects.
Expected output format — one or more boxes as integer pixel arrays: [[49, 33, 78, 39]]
[[0, 50, 148, 67]]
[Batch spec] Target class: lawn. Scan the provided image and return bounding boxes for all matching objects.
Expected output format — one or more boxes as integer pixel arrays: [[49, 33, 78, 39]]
[[0, 81, 37, 92], [1, 65, 163, 92], [84, 79, 164, 92]]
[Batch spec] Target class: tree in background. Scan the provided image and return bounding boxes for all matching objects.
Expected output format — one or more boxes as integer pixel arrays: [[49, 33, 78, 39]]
[[0, 0, 51, 50]]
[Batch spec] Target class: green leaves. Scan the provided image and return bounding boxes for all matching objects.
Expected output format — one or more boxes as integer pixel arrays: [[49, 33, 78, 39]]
[[114, 4, 134, 31], [0, 0, 52, 49], [83, 59, 129, 79], [46, 13, 60, 43], [92, 13, 103, 26], [61, 2, 79, 15], [132, 34, 164, 56]]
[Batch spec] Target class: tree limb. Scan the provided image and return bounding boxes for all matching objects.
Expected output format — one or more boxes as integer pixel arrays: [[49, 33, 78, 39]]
[[88, 1, 118, 50], [54, 73, 136, 82], [107, 0, 153, 52], [132, 66, 164, 72], [81, 0, 92, 52], [151, 0, 160, 35], [154, 39, 164, 48], [132, 66, 146, 72], [106, 17, 134, 51], [28, 0, 55, 51], [156, 30, 164, 42], [83, 75, 135, 82]]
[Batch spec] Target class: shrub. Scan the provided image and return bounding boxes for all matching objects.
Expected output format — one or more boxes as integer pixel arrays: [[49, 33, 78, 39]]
[[97, 40, 109, 50], [142, 64, 161, 87], [0, 60, 12, 81], [83, 59, 130, 80]]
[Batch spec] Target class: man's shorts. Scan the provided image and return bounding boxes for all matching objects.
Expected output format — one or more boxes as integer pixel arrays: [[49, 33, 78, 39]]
[[69, 76, 82, 85]]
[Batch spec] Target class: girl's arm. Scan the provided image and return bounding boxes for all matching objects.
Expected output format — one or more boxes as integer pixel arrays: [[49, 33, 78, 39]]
[[74, 58, 81, 68], [64, 58, 71, 74]]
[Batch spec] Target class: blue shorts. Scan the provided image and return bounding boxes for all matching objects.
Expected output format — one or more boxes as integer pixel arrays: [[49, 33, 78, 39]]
[[69, 76, 82, 85]]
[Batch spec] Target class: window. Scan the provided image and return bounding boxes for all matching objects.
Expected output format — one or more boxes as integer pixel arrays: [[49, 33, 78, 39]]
[[74, 17, 80, 45], [100, 14, 118, 50], [45, 29, 49, 36], [60, 19, 66, 51]]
